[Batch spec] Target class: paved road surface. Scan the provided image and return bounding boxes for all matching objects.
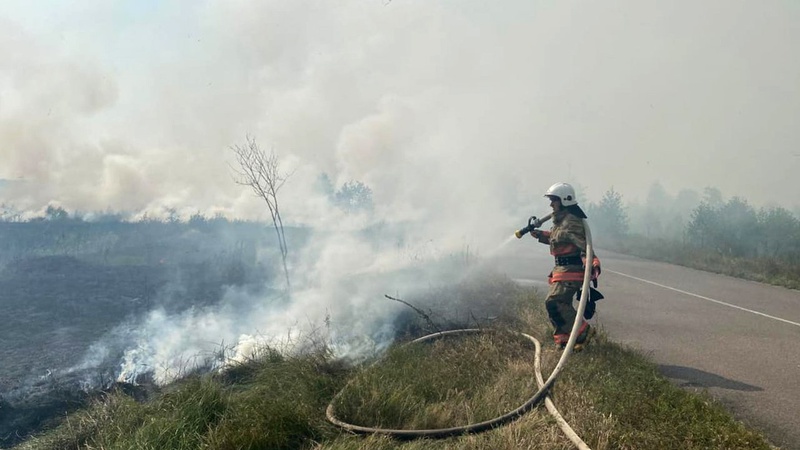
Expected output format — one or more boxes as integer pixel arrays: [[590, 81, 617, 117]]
[[491, 243, 800, 449]]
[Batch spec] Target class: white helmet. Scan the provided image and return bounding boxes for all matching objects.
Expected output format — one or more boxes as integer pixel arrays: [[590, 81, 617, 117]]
[[544, 182, 578, 206]]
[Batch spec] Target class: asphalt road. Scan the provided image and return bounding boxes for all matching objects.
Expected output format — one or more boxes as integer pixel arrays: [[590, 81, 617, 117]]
[[491, 243, 800, 449]]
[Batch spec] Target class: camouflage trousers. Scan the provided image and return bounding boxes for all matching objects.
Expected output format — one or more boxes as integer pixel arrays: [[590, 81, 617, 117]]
[[545, 280, 582, 335]]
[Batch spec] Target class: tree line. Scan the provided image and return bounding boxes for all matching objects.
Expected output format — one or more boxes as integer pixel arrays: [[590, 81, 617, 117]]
[[586, 183, 800, 265]]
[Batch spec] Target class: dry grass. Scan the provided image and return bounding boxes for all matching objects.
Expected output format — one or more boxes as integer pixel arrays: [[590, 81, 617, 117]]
[[15, 274, 775, 450], [331, 330, 540, 429]]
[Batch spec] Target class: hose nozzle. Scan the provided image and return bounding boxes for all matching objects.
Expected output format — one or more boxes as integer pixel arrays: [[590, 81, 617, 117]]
[[514, 213, 552, 239], [514, 224, 534, 239]]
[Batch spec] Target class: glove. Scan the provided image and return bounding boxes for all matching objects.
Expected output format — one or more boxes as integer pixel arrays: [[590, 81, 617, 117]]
[[530, 230, 543, 239]]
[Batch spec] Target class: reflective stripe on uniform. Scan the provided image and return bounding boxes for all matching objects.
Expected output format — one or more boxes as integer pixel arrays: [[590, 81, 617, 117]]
[[549, 271, 585, 283]]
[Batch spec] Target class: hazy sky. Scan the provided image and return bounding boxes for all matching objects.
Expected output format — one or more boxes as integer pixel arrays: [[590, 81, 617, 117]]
[[1, 0, 799, 227]]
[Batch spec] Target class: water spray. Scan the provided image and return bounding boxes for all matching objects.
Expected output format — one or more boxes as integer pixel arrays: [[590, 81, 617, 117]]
[[514, 213, 552, 239]]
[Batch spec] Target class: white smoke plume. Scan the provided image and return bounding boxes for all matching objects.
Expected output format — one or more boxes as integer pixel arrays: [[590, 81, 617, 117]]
[[112, 223, 466, 385], [3, 0, 800, 383], [1, 1, 798, 215]]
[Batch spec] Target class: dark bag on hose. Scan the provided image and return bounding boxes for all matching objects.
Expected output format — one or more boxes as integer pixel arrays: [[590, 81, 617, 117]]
[[576, 287, 604, 320]]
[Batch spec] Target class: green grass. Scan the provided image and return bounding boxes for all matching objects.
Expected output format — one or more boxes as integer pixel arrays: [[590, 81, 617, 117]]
[[605, 235, 800, 290], [331, 330, 539, 429], [15, 274, 775, 450]]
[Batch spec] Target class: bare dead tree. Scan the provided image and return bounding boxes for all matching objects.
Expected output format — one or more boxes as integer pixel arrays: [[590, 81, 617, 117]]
[[230, 136, 292, 290]]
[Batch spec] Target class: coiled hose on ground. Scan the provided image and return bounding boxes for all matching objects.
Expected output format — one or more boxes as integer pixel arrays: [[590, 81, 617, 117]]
[[326, 219, 595, 449]]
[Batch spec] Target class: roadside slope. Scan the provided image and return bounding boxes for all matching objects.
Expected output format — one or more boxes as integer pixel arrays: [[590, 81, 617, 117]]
[[14, 272, 775, 450]]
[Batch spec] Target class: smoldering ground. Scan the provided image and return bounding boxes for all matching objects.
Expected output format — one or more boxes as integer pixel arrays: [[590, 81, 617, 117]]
[[0, 214, 530, 446], [71, 219, 522, 388]]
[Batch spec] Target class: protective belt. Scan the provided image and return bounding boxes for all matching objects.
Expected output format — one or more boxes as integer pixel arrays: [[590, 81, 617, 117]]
[[554, 256, 583, 266]]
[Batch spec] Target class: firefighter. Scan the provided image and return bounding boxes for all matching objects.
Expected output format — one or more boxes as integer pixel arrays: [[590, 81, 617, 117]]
[[530, 182, 601, 349]]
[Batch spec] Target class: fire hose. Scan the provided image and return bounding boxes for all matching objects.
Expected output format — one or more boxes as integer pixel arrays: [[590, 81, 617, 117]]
[[326, 217, 594, 449]]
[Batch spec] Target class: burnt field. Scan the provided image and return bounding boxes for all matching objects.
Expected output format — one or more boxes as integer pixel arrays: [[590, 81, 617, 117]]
[[0, 218, 297, 447]]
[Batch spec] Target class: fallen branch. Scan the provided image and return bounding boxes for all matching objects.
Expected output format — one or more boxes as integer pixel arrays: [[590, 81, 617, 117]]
[[384, 294, 442, 334]]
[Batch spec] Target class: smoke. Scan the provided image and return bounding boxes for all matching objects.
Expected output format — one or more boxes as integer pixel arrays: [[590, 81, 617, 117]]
[[100, 224, 470, 385], [4, 1, 799, 215], [0, 1, 547, 229], [3, 0, 800, 384]]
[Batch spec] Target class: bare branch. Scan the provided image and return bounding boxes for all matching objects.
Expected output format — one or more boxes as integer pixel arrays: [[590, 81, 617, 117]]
[[384, 294, 442, 334]]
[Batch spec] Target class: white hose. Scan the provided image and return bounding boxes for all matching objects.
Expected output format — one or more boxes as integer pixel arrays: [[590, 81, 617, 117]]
[[533, 335, 591, 450], [531, 218, 594, 450], [326, 218, 596, 449]]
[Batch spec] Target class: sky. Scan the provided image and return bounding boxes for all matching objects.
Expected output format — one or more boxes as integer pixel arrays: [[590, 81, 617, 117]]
[[1, 0, 799, 231], [2, 0, 800, 384]]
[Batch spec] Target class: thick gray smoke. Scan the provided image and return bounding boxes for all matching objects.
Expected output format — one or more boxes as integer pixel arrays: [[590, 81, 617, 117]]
[[3, 0, 800, 383], [3, 1, 798, 217]]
